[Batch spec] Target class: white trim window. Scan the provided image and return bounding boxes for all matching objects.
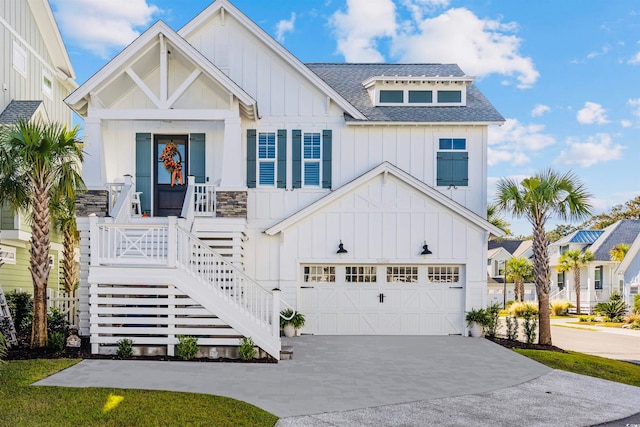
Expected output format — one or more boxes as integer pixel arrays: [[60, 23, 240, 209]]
[[13, 41, 27, 77], [345, 266, 377, 283], [0, 245, 16, 265], [303, 265, 336, 282], [42, 68, 53, 98], [303, 133, 321, 187], [258, 132, 276, 186], [386, 266, 418, 283], [427, 266, 460, 283]]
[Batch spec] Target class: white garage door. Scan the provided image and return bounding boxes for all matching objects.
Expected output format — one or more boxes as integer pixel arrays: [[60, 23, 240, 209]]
[[299, 265, 465, 335]]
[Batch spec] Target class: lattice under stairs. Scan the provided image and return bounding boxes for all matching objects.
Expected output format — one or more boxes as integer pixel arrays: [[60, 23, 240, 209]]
[[0, 286, 18, 346]]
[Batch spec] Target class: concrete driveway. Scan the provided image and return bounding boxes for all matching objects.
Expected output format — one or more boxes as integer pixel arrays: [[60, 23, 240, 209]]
[[550, 317, 640, 363], [35, 336, 640, 426]]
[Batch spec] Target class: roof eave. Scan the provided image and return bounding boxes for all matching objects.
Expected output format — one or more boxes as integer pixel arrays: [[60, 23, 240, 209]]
[[346, 120, 506, 126]]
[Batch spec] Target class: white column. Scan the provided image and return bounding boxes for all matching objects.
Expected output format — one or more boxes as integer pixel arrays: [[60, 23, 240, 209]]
[[167, 216, 177, 268], [83, 116, 107, 190], [271, 288, 281, 338], [219, 117, 245, 189]]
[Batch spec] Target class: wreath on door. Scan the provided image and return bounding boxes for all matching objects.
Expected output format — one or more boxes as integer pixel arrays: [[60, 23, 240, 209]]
[[161, 142, 183, 186]]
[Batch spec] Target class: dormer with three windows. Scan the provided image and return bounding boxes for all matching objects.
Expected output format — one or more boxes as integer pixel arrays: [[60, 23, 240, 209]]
[[362, 75, 475, 107]]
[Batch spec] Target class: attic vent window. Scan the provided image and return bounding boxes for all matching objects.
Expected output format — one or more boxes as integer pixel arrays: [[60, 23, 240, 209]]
[[409, 90, 432, 103], [42, 69, 53, 98], [365, 75, 472, 107], [438, 90, 462, 103], [380, 90, 403, 103]]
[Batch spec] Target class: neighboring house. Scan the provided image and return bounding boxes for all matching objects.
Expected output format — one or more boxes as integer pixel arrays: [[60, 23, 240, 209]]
[[0, 0, 77, 295], [615, 222, 640, 308], [487, 240, 535, 305], [66, 0, 504, 359], [549, 220, 640, 313]]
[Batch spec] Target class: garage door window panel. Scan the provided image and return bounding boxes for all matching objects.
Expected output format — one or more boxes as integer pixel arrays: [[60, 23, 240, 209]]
[[427, 266, 460, 283], [304, 265, 336, 282], [386, 266, 418, 283], [345, 266, 377, 283]]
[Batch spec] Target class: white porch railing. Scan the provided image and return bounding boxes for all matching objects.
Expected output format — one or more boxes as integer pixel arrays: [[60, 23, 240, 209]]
[[106, 182, 124, 216], [180, 177, 217, 230], [92, 222, 169, 265]]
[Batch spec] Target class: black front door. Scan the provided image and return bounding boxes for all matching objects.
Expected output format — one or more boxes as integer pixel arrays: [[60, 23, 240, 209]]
[[154, 134, 188, 217]]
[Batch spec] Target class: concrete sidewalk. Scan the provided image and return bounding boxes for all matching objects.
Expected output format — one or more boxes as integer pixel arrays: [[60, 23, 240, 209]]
[[35, 336, 640, 426]]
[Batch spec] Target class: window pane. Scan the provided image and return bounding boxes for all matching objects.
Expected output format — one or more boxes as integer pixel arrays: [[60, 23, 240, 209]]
[[437, 90, 462, 103], [304, 266, 335, 282], [408, 90, 432, 103], [258, 133, 276, 159], [380, 90, 404, 103], [304, 162, 320, 186], [259, 162, 275, 185], [386, 266, 418, 283], [452, 138, 466, 150], [427, 266, 460, 283], [345, 266, 377, 282], [439, 138, 453, 150], [303, 133, 321, 159]]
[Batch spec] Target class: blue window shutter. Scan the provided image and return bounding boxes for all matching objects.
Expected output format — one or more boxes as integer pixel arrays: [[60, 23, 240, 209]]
[[247, 129, 257, 188], [322, 129, 332, 189], [135, 133, 152, 214], [189, 133, 206, 183], [437, 152, 468, 187], [277, 129, 287, 188], [292, 130, 302, 188]]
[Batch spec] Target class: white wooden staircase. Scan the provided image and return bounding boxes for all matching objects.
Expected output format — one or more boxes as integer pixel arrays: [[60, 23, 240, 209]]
[[85, 181, 282, 359]]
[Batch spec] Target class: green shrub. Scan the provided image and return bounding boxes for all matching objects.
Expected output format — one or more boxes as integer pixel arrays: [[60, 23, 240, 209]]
[[505, 316, 519, 341], [238, 337, 256, 361], [628, 321, 640, 330], [48, 331, 66, 353], [521, 307, 538, 344], [550, 300, 574, 316], [176, 335, 199, 360], [0, 332, 7, 362], [116, 338, 134, 358], [509, 301, 539, 317], [279, 309, 306, 329], [595, 299, 627, 322], [484, 303, 501, 338], [578, 315, 596, 323], [465, 308, 489, 327], [633, 294, 640, 314], [47, 308, 69, 336], [5, 291, 33, 335]]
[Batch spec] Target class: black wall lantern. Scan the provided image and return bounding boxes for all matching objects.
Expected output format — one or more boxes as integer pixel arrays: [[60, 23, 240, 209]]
[[421, 242, 432, 255], [337, 241, 348, 254]]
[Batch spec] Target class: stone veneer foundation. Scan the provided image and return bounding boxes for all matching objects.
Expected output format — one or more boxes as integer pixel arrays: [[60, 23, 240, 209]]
[[215, 191, 247, 218], [76, 190, 109, 217]]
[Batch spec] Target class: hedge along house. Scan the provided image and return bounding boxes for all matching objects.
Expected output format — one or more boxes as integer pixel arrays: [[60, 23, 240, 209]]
[[66, 0, 505, 359], [0, 0, 78, 295]]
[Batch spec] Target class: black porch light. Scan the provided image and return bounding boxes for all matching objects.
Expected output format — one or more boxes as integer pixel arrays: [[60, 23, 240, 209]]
[[337, 241, 348, 254], [421, 243, 432, 255]]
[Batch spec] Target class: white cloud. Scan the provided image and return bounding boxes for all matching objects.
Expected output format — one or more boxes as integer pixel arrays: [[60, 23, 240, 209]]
[[621, 120, 632, 128], [51, 0, 159, 58], [401, 0, 450, 21], [629, 98, 640, 117], [489, 119, 555, 151], [391, 8, 539, 88], [487, 148, 529, 167], [531, 104, 550, 117], [628, 52, 640, 64], [275, 12, 296, 43], [586, 45, 610, 59], [330, 0, 397, 62], [576, 102, 609, 125], [557, 133, 623, 168]]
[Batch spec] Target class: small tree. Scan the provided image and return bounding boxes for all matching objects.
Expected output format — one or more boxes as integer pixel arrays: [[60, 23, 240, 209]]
[[505, 257, 533, 302], [558, 249, 594, 315], [609, 243, 630, 262]]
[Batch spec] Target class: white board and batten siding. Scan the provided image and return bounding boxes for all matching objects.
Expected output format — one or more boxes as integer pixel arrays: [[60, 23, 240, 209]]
[[244, 173, 488, 335]]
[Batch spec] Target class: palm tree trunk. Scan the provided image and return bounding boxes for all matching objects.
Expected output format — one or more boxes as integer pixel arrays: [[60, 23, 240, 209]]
[[532, 219, 552, 345], [29, 182, 50, 348], [574, 267, 581, 315]]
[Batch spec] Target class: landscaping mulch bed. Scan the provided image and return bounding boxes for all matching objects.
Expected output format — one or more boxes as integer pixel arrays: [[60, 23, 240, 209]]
[[486, 336, 567, 353]]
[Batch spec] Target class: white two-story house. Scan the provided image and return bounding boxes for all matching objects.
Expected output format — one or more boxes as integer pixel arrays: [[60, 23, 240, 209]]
[[67, 0, 504, 359], [0, 0, 77, 295]]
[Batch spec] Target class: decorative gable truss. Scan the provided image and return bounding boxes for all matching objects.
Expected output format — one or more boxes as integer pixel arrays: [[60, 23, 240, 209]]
[[65, 21, 257, 121]]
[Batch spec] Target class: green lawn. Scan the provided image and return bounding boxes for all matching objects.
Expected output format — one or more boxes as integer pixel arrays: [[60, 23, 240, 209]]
[[0, 359, 278, 427], [515, 349, 640, 388]]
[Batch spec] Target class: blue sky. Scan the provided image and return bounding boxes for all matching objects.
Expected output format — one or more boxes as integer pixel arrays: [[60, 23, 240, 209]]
[[50, 0, 640, 236]]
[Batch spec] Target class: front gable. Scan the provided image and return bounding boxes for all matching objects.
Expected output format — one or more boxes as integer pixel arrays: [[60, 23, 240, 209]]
[[66, 21, 256, 119]]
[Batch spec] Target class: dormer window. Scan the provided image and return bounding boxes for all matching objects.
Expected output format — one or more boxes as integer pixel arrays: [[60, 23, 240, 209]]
[[363, 75, 473, 107]]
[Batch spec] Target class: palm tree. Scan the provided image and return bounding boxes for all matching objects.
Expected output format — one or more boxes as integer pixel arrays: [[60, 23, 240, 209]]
[[506, 257, 533, 302], [487, 202, 511, 238], [495, 169, 591, 345], [51, 196, 80, 296], [609, 243, 630, 262], [557, 249, 594, 314], [0, 119, 84, 348]]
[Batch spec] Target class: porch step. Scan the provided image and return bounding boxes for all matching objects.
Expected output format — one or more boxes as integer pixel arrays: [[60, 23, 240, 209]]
[[280, 345, 293, 360]]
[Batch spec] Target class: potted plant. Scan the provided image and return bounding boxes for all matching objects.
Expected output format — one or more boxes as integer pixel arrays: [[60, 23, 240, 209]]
[[280, 309, 305, 337], [466, 308, 488, 338]]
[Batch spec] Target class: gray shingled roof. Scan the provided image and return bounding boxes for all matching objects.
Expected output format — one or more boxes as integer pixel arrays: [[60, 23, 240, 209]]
[[0, 100, 42, 125], [488, 239, 525, 255], [593, 220, 640, 261], [305, 63, 504, 123]]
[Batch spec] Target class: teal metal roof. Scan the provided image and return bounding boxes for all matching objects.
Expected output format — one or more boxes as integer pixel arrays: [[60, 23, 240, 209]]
[[570, 230, 603, 244]]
